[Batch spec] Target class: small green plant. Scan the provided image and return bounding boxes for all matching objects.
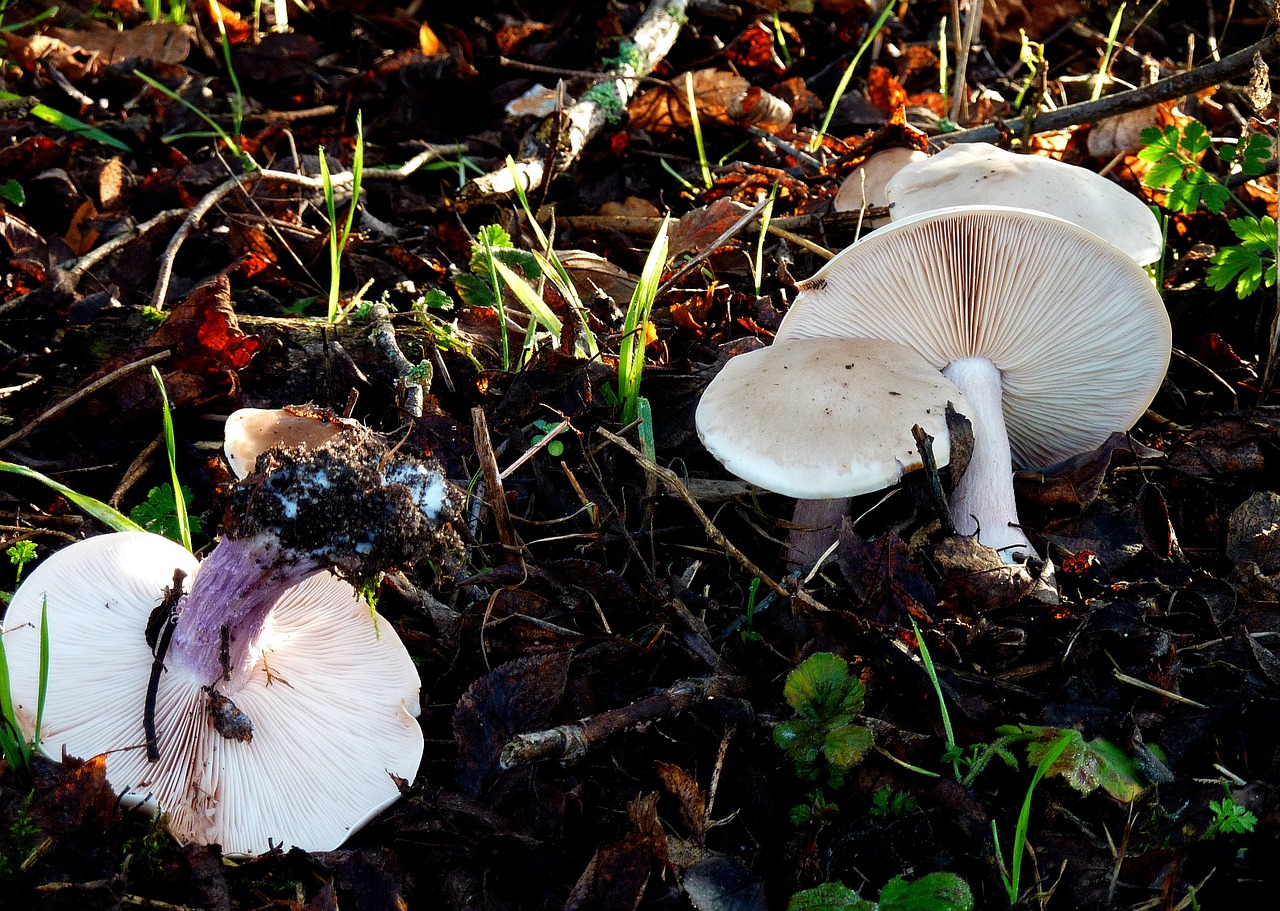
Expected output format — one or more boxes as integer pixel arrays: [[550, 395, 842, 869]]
[[0, 179, 24, 206], [0, 596, 49, 787], [6, 541, 37, 588], [1202, 794, 1258, 839], [739, 577, 762, 644], [582, 82, 625, 123], [150, 367, 192, 552], [321, 113, 365, 325], [810, 2, 894, 151], [991, 731, 1073, 905], [0, 796, 40, 881], [530, 419, 566, 458], [683, 71, 712, 189], [130, 484, 205, 545], [787, 872, 973, 911], [121, 811, 170, 878], [1091, 1, 1126, 102], [0, 90, 132, 153], [1138, 124, 1269, 215], [868, 786, 919, 822], [751, 184, 778, 296], [912, 620, 961, 781], [617, 217, 670, 422], [208, 0, 246, 140], [0, 462, 143, 533], [132, 71, 245, 163], [1206, 215, 1277, 298], [774, 652, 874, 824]]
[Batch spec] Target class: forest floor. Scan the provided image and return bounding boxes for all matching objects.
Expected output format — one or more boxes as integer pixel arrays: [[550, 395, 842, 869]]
[[2, 1, 1280, 909]]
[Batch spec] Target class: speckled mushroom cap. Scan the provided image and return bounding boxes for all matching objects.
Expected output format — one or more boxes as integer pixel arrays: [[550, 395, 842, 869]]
[[1, 532, 424, 857], [223, 406, 357, 479], [774, 205, 1171, 470], [695, 337, 969, 499], [884, 142, 1163, 265]]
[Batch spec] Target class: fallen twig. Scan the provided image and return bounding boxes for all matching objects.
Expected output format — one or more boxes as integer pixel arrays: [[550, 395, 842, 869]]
[[934, 32, 1280, 147], [472, 406, 524, 565], [499, 674, 747, 768], [367, 302, 426, 418], [596, 427, 788, 599], [462, 0, 690, 201]]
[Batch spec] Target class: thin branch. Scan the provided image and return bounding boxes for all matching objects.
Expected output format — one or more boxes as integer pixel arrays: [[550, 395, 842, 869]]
[[934, 32, 1280, 147]]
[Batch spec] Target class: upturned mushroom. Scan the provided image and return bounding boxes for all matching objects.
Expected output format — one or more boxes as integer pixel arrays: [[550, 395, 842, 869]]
[[696, 338, 969, 564], [773, 205, 1170, 561], [2, 425, 460, 855], [833, 147, 928, 228], [883, 141, 1163, 266]]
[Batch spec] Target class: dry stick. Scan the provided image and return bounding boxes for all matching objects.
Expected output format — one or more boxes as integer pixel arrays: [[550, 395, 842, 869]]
[[367, 302, 425, 418], [151, 146, 451, 308], [499, 674, 747, 769], [934, 31, 1280, 148], [462, 0, 690, 200], [559, 210, 886, 238], [948, 0, 984, 124], [0, 349, 171, 452], [911, 424, 955, 536], [471, 406, 524, 566], [596, 427, 789, 599], [144, 568, 187, 763]]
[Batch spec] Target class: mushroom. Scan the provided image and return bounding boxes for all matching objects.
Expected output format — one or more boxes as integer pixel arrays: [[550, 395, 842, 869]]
[[833, 147, 928, 228], [884, 142, 1163, 266], [2, 426, 460, 855], [774, 205, 1170, 562], [222, 405, 357, 479], [696, 338, 969, 564]]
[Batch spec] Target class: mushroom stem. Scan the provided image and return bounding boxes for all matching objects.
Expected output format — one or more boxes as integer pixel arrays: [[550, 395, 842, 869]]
[[167, 534, 322, 685], [941, 357, 1035, 562], [786, 497, 852, 569]]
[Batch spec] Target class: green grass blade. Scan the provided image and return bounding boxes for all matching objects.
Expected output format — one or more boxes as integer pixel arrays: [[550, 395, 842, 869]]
[[618, 215, 670, 422], [810, 2, 894, 151], [492, 258, 564, 335], [151, 367, 192, 552], [34, 596, 49, 746], [0, 461, 145, 533], [0, 91, 132, 153], [132, 71, 242, 161], [684, 71, 712, 189]]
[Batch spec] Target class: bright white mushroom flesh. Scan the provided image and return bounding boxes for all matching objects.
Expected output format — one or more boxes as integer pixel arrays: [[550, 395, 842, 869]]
[[775, 205, 1171, 563], [222, 405, 357, 479], [696, 337, 970, 566], [884, 141, 1163, 266], [1, 428, 459, 855]]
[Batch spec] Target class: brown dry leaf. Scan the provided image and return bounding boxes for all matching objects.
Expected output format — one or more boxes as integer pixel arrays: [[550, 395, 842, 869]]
[[420, 21, 445, 56], [64, 199, 100, 256], [655, 761, 707, 843], [724, 19, 786, 74], [563, 836, 652, 911], [629, 70, 791, 134], [49, 21, 194, 65], [866, 65, 907, 115], [98, 157, 125, 209], [1087, 100, 1190, 158], [668, 198, 751, 260], [771, 76, 822, 120], [0, 32, 101, 79], [557, 249, 639, 302], [30, 753, 120, 837], [599, 196, 662, 218], [982, 0, 1083, 43]]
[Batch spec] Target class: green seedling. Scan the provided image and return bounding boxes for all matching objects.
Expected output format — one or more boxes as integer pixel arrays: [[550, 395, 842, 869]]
[[6, 541, 37, 589], [937, 18, 949, 102], [0, 462, 144, 533], [505, 157, 600, 359], [787, 872, 973, 911], [810, 2, 894, 151], [617, 217, 670, 422], [0, 91, 131, 153], [1202, 793, 1258, 840], [912, 620, 961, 781], [130, 484, 205, 545], [775, 652, 874, 824], [751, 184, 778, 296], [1013, 32, 1046, 110], [455, 223, 548, 369], [1207, 215, 1277, 298], [684, 71, 712, 189], [142, 0, 187, 24], [740, 577, 762, 643], [530, 419, 566, 458], [991, 731, 1074, 905], [868, 785, 919, 822], [996, 723, 1145, 802], [133, 71, 245, 163], [1091, 2, 1126, 102], [208, 1, 245, 139], [411, 292, 485, 371], [772, 12, 792, 68], [0, 595, 49, 787], [321, 112, 365, 325], [150, 367, 192, 552]]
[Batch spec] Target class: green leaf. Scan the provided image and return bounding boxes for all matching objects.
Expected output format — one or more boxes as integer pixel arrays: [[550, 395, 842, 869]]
[[491, 257, 564, 335], [1235, 132, 1272, 177], [129, 484, 206, 544], [0, 91, 132, 153], [823, 722, 874, 773], [1228, 215, 1277, 250], [0, 461, 144, 532], [454, 272, 497, 309], [1207, 245, 1270, 297], [417, 289, 453, 310], [1179, 120, 1211, 156], [878, 873, 974, 911], [1088, 738, 1146, 802], [787, 882, 872, 911], [783, 653, 863, 722], [1198, 182, 1232, 214], [0, 180, 25, 206], [1141, 158, 1185, 190]]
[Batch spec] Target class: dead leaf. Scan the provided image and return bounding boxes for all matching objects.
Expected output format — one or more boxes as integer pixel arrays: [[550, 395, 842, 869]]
[[558, 249, 640, 302], [655, 762, 707, 843], [30, 753, 120, 836], [982, 0, 1084, 43], [669, 198, 751, 260], [564, 836, 652, 911], [64, 199, 100, 256], [866, 65, 907, 115], [49, 21, 194, 65], [630, 70, 791, 134]]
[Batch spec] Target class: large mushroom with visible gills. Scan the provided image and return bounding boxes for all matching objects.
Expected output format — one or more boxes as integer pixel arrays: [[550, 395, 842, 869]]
[[2, 424, 460, 855], [774, 205, 1171, 561]]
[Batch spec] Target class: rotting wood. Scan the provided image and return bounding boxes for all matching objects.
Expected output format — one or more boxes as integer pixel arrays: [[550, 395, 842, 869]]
[[472, 406, 523, 566]]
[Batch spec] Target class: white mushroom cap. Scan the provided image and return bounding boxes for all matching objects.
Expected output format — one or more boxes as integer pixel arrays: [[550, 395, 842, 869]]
[[695, 337, 969, 499], [884, 142, 1163, 265], [2, 532, 423, 857], [223, 407, 357, 479], [775, 205, 1170, 471], [833, 147, 928, 223]]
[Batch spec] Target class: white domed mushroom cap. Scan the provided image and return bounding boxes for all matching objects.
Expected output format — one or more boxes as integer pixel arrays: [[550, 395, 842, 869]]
[[834, 147, 928, 216], [695, 337, 968, 499], [2, 532, 423, 857], [775, 206, 1171, 469], [224, 407, 357, 479], [884, 142, 1163, 265]]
